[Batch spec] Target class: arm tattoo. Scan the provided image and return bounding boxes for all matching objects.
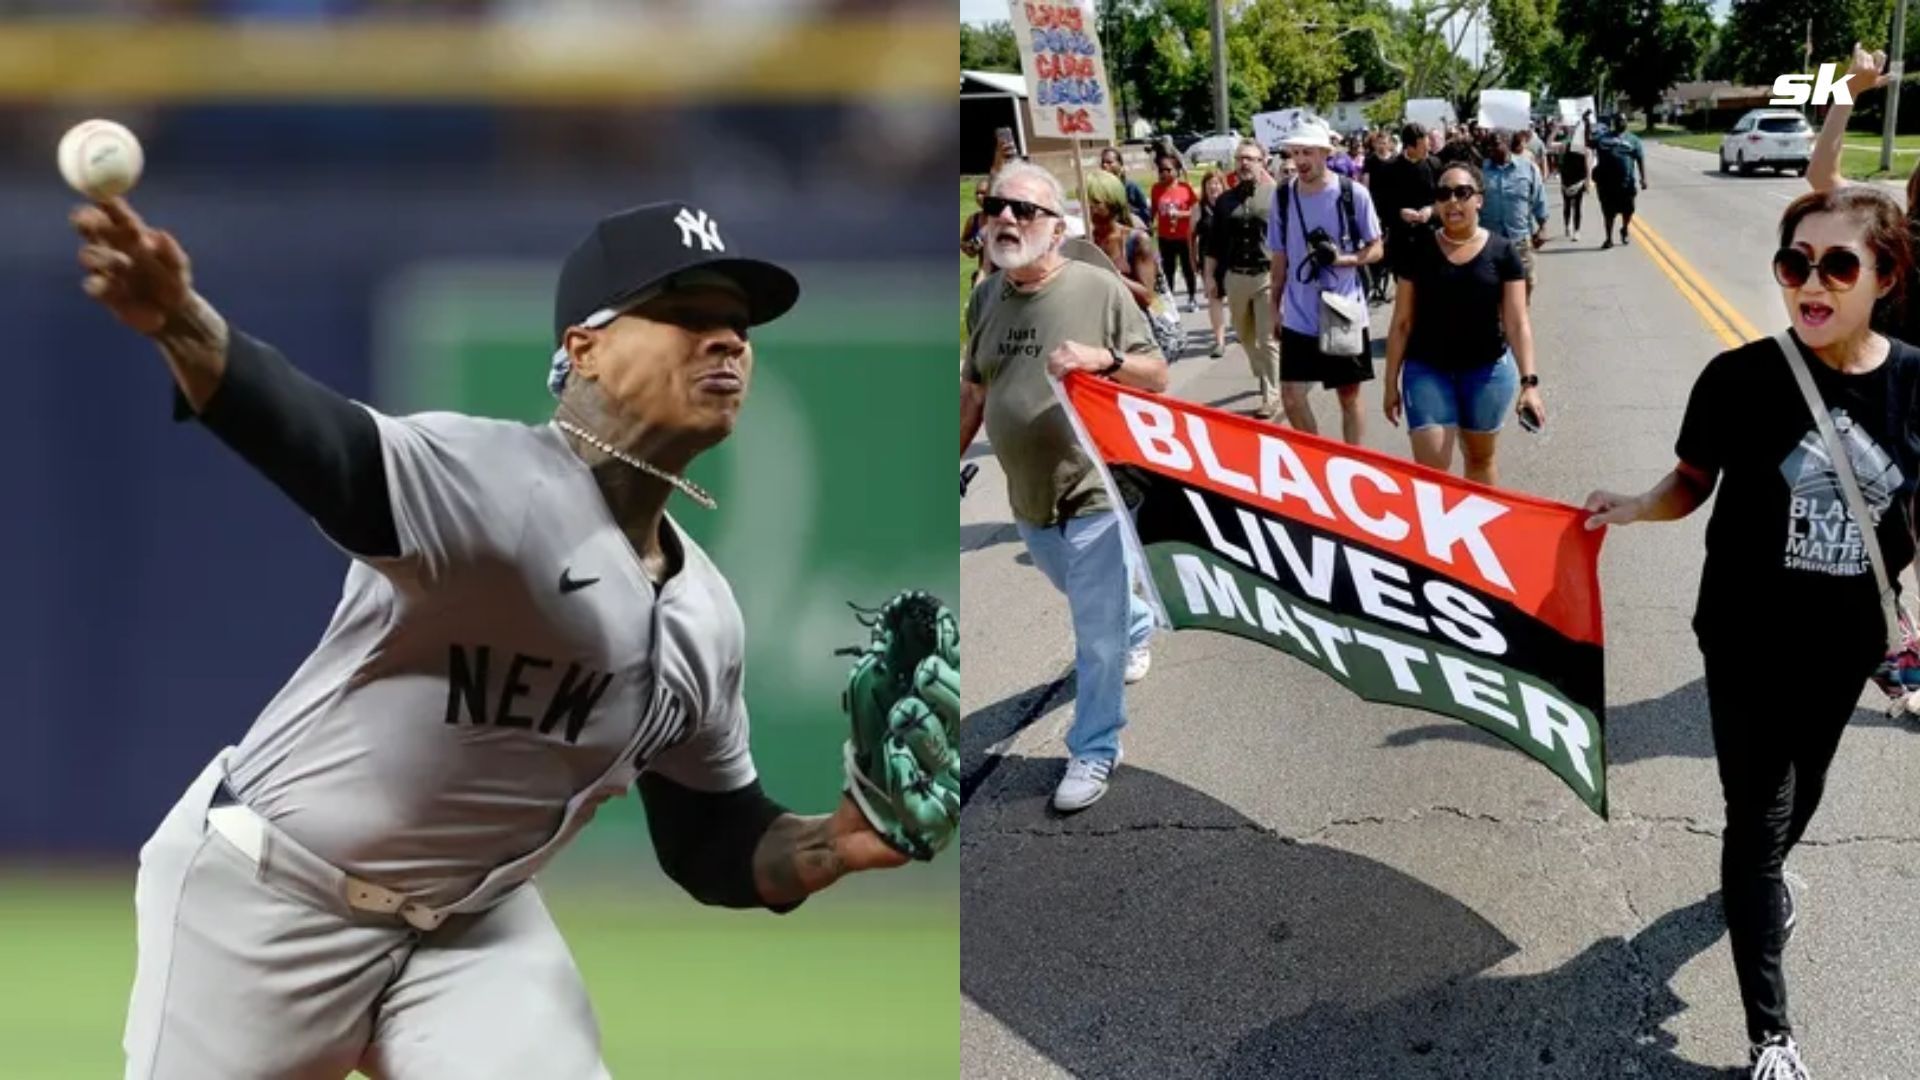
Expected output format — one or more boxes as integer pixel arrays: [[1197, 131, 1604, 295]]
[[154, 292, 231, 414], [752, 812, 844, 906]]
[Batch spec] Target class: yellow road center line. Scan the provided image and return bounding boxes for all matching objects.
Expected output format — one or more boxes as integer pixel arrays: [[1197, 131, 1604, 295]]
[[1623, 217, 1743, 349], [1632, 215, 1766, 344]]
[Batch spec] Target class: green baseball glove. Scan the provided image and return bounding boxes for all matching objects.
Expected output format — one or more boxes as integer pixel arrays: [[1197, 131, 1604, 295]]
[[838, 590, 960, 861]]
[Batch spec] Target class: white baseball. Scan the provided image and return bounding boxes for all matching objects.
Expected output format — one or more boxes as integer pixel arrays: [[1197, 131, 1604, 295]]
[[58, 119, 144, 200]]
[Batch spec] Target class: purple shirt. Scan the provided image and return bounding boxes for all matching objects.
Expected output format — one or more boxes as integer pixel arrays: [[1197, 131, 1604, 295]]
[[1265, 177, 1382, 335], [1327, 154, 1361, 178]]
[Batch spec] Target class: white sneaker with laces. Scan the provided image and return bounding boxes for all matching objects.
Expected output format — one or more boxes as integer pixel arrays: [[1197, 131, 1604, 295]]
[[1124, 646, 1152, 684], [1053, 754, 1116, 812], [1749, 1033, 1810, 1080]]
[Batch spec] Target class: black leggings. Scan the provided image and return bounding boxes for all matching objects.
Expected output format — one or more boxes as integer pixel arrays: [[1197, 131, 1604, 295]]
[[1158, 236, 1196, 302], [1562, 184, 1585, 232], [1700, 641, 1878, 1042]]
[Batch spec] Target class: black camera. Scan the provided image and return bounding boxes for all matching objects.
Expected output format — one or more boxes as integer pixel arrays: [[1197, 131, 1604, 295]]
[[1306, 226, 1340, 269]]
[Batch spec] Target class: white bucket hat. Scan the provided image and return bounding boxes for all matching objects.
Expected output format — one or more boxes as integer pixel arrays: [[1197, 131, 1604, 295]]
[[1281, 120, 1337, 150]]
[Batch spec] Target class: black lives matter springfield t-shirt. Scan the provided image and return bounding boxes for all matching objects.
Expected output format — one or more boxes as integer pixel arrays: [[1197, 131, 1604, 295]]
[[1677, 331, 1920, 654]]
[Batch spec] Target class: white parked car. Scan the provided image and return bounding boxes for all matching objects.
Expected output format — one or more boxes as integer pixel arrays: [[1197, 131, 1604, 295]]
[[1719, 110, 1813, 176], [1184, 132, 1244, 170]]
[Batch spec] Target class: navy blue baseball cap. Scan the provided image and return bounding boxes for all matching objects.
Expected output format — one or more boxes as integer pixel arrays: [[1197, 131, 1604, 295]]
[[552, 201, 800, 347]]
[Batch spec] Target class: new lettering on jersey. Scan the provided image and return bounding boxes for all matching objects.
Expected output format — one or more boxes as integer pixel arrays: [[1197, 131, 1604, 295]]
[[223, 412, 758, 909], [1054, 374, 1612, 816]]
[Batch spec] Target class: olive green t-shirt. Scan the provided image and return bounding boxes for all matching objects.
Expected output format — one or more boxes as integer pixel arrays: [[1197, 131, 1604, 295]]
[[963, 261, 1159, 527]]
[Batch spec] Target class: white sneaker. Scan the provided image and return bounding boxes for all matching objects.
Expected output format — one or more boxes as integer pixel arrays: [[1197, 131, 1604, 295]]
[[1124, 645, 1152, 684], [1570, 230, 1580, 242], [1749, 1033, 1810, 1080], [1053, 754, 1116, 812]]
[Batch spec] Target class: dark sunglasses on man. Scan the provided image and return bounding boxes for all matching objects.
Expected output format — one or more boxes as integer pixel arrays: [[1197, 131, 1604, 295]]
[[1433, 184, 1480, 204], [982, 195, 1061, 224], [1772, 246, 1867, 292]]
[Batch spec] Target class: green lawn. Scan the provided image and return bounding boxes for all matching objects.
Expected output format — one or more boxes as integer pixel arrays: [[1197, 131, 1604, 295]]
[[1646, 128, 1920, 180], [0, 876, 956, 1079]]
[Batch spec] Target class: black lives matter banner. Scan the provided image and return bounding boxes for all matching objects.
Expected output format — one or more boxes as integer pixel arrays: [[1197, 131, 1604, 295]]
[[1056, 374, 1612, 816]]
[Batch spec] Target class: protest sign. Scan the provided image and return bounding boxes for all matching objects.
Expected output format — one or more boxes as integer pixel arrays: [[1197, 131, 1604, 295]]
[[1252, 108, 1314, 150], [1405, 98, 1457, 130], [1054, 373, 1612, 815], [1558, 96, 1597, 126], [1009, 0, 1114, 140], [1477, 89, 1533, 132]]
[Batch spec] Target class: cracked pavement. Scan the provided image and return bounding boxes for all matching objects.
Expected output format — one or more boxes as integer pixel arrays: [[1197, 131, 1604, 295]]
[[960, 144, 1920, 1079]]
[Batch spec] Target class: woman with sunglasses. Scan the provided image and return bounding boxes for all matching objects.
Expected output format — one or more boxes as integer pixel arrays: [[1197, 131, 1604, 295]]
[[1585, 186, 1920, 1080], [1382, 163, 1544, 485], [1194, 169, 1231, 358]]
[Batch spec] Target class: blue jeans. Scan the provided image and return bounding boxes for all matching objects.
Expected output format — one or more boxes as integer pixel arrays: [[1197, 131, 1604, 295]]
[[1401, 350, 1519, 433], [1015, 510, 1156, 762]]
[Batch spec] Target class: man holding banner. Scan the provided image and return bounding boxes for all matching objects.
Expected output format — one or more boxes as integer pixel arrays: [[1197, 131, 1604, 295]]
[[961, 162, 1169, 812]]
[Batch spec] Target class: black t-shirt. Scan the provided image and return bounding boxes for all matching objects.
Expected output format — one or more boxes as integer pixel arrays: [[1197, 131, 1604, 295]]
[[1404, 231, 1525, 369], [1208, 179, 1275, 275], [1372, 154, 1444, 232], [1678, 332, 1920, 653]]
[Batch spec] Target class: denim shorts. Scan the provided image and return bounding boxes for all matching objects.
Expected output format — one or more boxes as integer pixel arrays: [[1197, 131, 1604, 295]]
[[1400, 351, 1518, 433]]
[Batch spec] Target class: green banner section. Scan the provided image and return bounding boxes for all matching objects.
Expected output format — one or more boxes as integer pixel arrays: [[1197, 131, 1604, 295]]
[[373, 261, 958, 850], [1147, 542, 1607, 816]]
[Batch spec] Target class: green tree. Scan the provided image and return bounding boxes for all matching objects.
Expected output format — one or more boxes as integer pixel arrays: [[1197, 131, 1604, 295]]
[[1714, 0, 1889, 86], [1553, 0, 1710, 128], [961, 21, 1020, 73]]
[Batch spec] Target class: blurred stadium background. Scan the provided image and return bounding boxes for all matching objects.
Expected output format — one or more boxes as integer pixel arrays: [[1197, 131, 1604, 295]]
[[0, 1, 954, 1077]]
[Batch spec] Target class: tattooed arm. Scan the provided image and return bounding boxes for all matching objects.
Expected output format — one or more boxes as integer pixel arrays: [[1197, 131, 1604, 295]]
[[752, 797, 908, 908]]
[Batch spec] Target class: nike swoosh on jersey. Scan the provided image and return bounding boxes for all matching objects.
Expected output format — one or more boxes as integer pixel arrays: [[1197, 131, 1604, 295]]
[[558, 568, 600, 594]]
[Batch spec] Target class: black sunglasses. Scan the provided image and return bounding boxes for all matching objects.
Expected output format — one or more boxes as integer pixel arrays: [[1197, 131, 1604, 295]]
[[1773, 246, 1865, 292], [982, 195, 1060, 223], [1433, 184, 1480, 204]]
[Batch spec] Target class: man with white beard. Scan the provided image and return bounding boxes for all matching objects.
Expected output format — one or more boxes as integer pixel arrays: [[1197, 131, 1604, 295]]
[[959, 162, 1170, 811]]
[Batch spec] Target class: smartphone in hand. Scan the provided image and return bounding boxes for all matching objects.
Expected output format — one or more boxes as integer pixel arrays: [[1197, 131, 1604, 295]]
[[1518, 403, 1544, 433]]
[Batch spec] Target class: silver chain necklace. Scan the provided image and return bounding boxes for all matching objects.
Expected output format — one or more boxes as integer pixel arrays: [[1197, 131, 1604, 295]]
[[555, 419, 717, 510]]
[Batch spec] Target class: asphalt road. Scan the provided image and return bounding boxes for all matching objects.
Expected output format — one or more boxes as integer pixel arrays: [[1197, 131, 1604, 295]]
[[959, 140, 1920, 1080]]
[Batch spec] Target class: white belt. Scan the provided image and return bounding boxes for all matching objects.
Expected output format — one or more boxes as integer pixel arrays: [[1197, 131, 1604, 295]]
[[206, 803, 448, 932]]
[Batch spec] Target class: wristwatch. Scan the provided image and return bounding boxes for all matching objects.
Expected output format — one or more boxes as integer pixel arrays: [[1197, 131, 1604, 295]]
[[1102, 348, 1127, 377], [1519, 373, 1540, 388]]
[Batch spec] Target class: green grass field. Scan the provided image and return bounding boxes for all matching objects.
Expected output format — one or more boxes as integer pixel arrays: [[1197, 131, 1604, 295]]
[[0, 876, 956, 1079]]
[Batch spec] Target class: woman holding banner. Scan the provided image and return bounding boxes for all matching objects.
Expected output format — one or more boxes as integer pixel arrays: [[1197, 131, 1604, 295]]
[[1382, 162, 1545, 487], [1584, 186, 1920, 1080]]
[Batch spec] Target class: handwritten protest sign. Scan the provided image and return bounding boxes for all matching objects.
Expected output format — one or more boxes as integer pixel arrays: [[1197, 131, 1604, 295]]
[[1252, 108, 1314, 150], [1055, 373, 1613, 816], [1009, 0, 1114, 140]]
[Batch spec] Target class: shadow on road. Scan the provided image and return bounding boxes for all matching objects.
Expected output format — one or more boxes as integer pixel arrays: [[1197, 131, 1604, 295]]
[[1382, 677, 1912, 766], [960, 672, 1076, 802], [961, 521, 1020, 554], [962, 761, 1736, 1079]]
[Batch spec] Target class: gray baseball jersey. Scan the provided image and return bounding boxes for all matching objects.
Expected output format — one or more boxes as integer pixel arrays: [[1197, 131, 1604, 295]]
[[223, 410, 757, 911]]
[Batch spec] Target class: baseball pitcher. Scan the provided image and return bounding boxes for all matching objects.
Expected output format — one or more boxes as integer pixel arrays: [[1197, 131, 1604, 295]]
[[70, 197, 960, 1079]]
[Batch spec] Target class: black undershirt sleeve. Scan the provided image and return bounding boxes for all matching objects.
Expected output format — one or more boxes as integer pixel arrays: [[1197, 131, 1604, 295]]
[[637, 772, 802, 913], [172, 331, 400, 559]]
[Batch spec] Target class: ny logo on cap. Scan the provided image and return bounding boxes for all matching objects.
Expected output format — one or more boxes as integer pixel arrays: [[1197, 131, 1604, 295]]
[[674, 207, 725, 253]]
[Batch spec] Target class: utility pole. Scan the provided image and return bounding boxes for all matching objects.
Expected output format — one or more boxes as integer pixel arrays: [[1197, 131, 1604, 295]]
[[1211, 0, 1229, 133], [1885, 0, 1909, 174]]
